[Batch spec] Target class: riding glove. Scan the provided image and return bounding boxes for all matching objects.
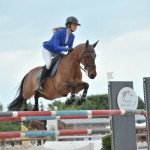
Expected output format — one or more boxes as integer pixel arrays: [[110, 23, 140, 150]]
[[61, 51, 68, 55]]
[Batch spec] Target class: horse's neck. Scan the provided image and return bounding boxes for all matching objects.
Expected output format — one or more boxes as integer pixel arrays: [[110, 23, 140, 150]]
[[71, 45, 84, 62]]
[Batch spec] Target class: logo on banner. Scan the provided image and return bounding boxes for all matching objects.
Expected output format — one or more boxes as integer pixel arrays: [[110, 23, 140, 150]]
[[117, 87, 138, 110]]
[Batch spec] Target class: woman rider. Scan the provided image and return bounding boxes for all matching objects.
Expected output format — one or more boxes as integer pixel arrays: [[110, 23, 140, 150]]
[[37, 16, 81, 91]]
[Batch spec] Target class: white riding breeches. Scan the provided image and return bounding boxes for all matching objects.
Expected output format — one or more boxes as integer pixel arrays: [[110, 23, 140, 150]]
[[42, 48, 53, 69]]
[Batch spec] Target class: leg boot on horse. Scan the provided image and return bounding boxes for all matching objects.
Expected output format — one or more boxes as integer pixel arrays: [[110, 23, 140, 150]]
[[37, 66, 49, 91]]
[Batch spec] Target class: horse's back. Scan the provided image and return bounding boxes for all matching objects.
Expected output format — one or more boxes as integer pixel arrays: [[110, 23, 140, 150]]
[[23, 53, 83, 100]]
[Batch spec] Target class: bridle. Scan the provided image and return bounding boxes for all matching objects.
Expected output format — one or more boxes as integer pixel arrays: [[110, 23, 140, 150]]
[[82, 50, 96, 70], [71, 49, 96, 76]]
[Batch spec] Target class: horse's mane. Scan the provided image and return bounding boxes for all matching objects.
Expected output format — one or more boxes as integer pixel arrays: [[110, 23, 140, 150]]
[[74, 43, 95, 52], [74, 43, 85, 49]]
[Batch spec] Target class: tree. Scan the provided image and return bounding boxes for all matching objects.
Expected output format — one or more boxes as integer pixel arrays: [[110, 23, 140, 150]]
[[27, 101, 34, 110], [81, 94, 109, 110], [137, 96, 144, 109], [0, 102, 3, 111], [0, 122, 20, 132], [47, 94, 109, 110], [40, 101, 44, 111], [48, 100, 77, 111], [47, 94, 145, 111]]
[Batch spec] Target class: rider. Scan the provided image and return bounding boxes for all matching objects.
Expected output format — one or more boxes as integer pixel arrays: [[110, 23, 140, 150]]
[[37, 16, 81, 91]]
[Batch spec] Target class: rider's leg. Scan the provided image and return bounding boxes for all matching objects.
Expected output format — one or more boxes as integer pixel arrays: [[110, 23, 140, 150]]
[[37, 48, 52, 91]]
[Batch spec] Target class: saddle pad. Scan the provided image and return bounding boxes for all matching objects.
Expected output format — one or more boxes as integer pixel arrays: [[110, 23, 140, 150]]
[[36, 54, 62, 79]]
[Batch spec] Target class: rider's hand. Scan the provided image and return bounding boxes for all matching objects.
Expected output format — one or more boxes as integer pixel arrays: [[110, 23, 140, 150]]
[[61, 51, 68, 55], [67, 48, 73, 53]]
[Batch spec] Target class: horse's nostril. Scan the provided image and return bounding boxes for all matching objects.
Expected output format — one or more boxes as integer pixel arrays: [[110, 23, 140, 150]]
[[90, 74, 95, 79]]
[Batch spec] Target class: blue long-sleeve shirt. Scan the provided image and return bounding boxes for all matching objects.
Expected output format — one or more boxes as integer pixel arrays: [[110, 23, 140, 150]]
[[43, 28, 75, 53]]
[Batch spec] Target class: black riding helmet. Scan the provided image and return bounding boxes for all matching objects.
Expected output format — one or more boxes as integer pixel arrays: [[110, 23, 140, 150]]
[[65, 16, 81, 26]]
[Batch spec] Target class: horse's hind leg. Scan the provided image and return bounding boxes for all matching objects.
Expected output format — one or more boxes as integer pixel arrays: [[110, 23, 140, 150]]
[[22, 100, 28, 111], [33, 91, 40, 111], [75, 82, 89, 105], [65, 82, 76, 105]]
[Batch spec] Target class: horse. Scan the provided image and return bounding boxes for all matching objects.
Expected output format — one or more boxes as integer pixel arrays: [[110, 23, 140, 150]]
[[28, 120, 45, 130], [28, 120, 45, 145], [8, 40, 98, 111]]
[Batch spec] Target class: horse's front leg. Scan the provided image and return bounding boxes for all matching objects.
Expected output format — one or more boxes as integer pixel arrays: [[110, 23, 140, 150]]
[[75, 82, 89, 105], [65, 82, 76, 105]]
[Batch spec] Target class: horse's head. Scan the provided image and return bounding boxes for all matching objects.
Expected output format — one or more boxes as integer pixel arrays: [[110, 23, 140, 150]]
[[81, 40, 98, 79]]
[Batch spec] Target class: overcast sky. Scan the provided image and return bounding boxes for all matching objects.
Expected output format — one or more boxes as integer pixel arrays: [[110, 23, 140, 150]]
[[0, 0, 150, 110]]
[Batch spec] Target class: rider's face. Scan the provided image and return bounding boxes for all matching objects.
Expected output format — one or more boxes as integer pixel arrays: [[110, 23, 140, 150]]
[[70, 23, 78, 32]]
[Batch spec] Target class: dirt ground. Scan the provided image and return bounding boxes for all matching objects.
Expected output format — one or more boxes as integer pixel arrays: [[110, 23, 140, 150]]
[[0, 145, 49, 150], [0, 141, 148, 150]]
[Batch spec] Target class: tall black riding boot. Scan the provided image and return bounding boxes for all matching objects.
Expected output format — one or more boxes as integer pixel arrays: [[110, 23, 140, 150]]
[[37, 66, 48, 91]]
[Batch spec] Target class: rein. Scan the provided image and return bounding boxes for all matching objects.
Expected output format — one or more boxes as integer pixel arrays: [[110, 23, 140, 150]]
[[71, 55, 89, 76]]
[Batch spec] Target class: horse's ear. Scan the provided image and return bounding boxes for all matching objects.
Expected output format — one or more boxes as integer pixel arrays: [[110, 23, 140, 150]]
[[93, 40, 99, 48], [85, 40, 89, 48]]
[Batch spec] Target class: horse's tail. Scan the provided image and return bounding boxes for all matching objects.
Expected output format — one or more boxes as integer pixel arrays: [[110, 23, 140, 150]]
[[8, 74, 28, 111]]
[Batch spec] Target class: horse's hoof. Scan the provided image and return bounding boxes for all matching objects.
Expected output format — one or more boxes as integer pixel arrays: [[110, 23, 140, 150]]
[[81, 97, 86, 102], [33, 106, 39, 111], [22, 108, 28, 111], [70, 98, 75, 103], [75, 100, 82, 106], [22, 106, 28, 111], [65, 98, 75, 105], [33, 109, 39, 111], [65, 100, 72, 105]]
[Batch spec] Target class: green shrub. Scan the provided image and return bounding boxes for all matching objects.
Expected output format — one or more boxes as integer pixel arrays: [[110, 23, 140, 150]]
[[102, 134, 111, 150], [0, 122, 20, 132]]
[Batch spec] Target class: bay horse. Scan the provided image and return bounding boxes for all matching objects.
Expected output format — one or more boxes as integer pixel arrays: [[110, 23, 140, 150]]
[[28, 120, 45, 145], [28, 120, 45, 130], [8, 40, 98, 111]]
